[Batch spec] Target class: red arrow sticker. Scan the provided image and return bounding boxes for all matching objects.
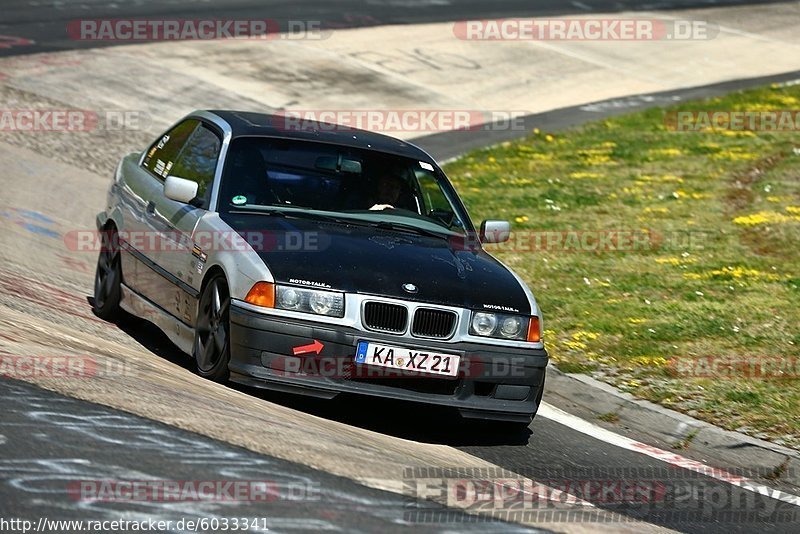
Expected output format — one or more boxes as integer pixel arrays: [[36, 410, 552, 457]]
[[292, 339, 324, 356]]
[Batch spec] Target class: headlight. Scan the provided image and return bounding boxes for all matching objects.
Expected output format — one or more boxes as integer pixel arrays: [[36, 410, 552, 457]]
[[470, 311, 534, 341], [471, 312, 498, 336], [278, 287, 302, 309], [500, 315, 523, 338], [309, 291, 338, 315], [275, 285, 344, 317]]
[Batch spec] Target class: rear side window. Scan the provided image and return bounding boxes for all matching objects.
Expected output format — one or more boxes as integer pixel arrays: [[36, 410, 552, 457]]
[[142, 119, 199, 178], [170, 124, 221, 201]]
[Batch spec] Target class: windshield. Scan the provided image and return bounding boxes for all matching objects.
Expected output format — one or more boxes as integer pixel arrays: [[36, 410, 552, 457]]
[[217, 137, 473, 235]]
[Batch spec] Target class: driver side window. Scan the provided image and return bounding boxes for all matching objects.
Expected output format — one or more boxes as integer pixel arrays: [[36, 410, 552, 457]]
[[169, 124, 221, 208]]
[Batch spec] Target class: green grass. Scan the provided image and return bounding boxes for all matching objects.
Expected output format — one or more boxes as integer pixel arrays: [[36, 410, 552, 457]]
[[444, 83, 800, 448], [597, 411, 621, 424], [672, 428, 700, 450]]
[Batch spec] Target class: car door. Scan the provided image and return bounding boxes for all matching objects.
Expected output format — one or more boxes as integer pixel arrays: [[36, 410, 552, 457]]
[[116, 119, 199, 300], [146, 121, 223, 324]]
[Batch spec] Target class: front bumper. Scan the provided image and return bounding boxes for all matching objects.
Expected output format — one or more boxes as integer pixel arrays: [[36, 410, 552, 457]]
[[229, 304, 548, 423]]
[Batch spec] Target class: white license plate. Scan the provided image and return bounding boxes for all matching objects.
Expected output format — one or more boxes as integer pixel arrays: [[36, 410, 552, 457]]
[[355, 341, 460, 377]]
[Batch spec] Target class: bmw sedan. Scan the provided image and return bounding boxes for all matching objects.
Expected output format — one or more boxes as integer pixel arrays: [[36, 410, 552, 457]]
[[93, 110, 548, 424]]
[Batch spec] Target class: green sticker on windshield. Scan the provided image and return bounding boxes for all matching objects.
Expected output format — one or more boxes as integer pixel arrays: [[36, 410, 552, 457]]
[[232, 195, 247, 205]]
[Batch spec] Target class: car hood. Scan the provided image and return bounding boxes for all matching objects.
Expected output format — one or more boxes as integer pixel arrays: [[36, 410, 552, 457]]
[[221, 213, 532, 314]]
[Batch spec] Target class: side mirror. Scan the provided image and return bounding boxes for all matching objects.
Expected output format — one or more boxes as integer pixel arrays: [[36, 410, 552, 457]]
[[164, 175, 198, 203], [480, 220, 511, 243]]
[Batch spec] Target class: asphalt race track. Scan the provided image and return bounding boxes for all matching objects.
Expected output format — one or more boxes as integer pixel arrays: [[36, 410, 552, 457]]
[[0, 0, 790, 56], [1, 1, 800, 533], [0, 378, 535, 533]]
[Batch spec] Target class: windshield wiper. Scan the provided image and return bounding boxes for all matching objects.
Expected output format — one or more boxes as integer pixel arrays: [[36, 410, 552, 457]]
[[230, 207, 355, 225], [371, 221, 450, 240]]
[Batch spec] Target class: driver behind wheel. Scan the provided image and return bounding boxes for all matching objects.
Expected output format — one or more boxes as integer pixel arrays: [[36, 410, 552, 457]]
[[369, 172, 418, 212]]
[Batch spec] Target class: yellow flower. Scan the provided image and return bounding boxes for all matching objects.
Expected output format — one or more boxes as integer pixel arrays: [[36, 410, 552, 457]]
[[649, 148, 683, 157], [712, 148, 757, 161], [545, 134, 554, 142], [707, 266, 779, 281], [487, 156, 496, 163], [563, 340, 587, 351], [733, 211, 800, 226], [514, 215, 529, 223], [569, 171, 604, 179], [630, 355, 669, 368], [572, 330, 600, 341], [655, 256, 696, 266], [533, 128, 541, 135]]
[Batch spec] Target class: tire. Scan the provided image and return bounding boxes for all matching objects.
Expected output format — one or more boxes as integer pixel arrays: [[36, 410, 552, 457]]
[[92, 228, 122, 321], [193, 274, 231, 382]]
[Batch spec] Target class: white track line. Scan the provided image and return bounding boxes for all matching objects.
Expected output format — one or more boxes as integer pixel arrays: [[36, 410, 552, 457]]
[[539, 402, 800, 507]]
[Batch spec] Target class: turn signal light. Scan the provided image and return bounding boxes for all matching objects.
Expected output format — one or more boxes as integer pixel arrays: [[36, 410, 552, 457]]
[[245, 282, 275, 308], [527, 316, 541, 342]]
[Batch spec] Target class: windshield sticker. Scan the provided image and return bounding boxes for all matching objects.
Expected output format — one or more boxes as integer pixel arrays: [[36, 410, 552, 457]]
[[232, 195, 247, 205], [419, 161, 434, 171], [154, 159, 166, 176]]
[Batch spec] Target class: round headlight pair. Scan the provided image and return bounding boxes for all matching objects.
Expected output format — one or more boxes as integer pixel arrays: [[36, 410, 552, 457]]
[[278, 287, 335, 313], [470, 312, 524, 339], [275, 285, 345, 317]]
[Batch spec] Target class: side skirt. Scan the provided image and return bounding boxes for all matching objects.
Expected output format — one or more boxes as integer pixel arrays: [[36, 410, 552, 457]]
[[120, 283, 195, 355]]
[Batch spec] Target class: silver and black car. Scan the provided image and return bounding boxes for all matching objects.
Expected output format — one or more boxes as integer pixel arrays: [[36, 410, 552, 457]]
[[93, 110, 548, 424]]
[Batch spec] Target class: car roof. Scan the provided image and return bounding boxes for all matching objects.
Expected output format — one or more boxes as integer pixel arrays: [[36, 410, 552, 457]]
[[203, 110, 436, 163]]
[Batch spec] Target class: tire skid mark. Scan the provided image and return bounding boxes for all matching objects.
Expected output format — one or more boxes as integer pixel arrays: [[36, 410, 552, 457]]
[[0, 267, 102, 324]]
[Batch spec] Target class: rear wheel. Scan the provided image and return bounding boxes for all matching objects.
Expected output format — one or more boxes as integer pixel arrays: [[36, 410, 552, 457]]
[[92, 228, 122, 321], [193, 275, 231, 382]]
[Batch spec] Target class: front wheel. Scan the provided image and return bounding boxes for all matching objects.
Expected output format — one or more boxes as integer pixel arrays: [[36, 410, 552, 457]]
[[193, 275, 231, 382], [92, 229, 122, 321]]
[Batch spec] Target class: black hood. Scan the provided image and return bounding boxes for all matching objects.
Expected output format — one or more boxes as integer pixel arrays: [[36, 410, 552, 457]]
[[222, 213, 532, 314]]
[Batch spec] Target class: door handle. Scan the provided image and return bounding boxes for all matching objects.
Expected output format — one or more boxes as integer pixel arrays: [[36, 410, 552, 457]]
[[145, 201, 156, 216]]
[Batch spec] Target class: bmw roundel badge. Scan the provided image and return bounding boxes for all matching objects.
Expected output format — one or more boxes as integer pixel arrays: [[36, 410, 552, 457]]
[[402, 283, 418, 294]]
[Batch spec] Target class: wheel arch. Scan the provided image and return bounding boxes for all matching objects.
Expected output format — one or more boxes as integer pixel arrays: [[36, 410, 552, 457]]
[[200, 265, 228, 294]]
